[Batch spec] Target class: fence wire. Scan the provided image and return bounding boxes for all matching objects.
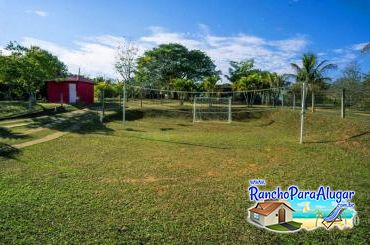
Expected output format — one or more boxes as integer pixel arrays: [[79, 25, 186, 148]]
[[95, 84, 370, 122]]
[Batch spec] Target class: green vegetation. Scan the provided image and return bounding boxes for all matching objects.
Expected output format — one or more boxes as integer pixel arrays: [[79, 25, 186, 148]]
[[290, 53, 337, 112], [135, 43, 219, 89], [267, 221, 302, 232], [0, 101, 46, 118], [0, 101, 77, 119], [0, 42, 67, 102], [288, 221, 303, 229], [267, 224, 290, 231], [0, 109, 369, 243]]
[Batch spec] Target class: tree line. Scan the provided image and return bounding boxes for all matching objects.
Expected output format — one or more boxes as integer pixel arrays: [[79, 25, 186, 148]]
[[0, 42, 67, 101], [1, 40, 369, 110]]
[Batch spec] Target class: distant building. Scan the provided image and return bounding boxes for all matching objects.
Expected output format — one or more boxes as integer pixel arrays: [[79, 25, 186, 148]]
[[46, 76, 94, 104], [249, 201, 294, 226]]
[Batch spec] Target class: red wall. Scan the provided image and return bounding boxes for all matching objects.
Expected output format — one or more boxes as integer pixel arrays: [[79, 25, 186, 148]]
[[77, 82, 94, 104], [47, 81, 94, 104], [47, 82, 69, 103]]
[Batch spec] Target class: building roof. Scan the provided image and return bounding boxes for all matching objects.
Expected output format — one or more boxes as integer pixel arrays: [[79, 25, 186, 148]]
[[249, 202, 294, 216], [46, 75, 94, 84]]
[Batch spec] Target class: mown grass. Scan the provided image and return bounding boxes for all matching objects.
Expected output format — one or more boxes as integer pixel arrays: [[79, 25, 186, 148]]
[[0, 101, 78, 119], [0, 101, 43, 118], [288, 221, 303, 228], [0, 108, 95, 146], [266, 224, 290, 232], [267, 221, 302, 232], [0, 109, 369, 243]]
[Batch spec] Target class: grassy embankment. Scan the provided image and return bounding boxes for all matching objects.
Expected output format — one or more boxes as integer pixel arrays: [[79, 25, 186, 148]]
[[0, 108, 369, 243]]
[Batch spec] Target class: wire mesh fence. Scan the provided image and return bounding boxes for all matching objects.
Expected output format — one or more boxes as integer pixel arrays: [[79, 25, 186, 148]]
[[94, 83, 370, 123], [193, 97, 231, 122]]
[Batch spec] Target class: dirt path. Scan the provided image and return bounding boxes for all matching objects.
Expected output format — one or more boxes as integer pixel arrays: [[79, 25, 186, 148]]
[[2, 123, 32, 128], [12, 131, 70, 149]]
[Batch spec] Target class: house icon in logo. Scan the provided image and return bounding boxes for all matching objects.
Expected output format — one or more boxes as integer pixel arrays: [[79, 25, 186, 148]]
[[248, 201, 295, 228]]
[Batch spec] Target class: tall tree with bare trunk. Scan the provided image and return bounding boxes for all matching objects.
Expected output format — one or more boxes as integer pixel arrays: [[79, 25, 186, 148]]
[[290, 53, 337, 112]]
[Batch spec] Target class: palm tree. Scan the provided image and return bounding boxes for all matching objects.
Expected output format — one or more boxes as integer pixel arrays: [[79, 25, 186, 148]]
[[263, 72, 288, 106], [290, 53, 337, 112], [202, 75, 220, 94], [315, 209, 324, 227]]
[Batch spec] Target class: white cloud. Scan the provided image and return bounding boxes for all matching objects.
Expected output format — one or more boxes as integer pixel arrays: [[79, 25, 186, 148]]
[[0, 47, 10, 56], [352, 42, 368, 51], [333, 48, 344, 54], [139, 27, 308, 77], [22, 37, 117, 78], [4, 26, 312, 80], [25, 10, 48, 17], [328, 44, 362, 69]]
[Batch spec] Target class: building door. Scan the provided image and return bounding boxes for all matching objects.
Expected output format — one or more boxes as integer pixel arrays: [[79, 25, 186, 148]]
[[69, 83, 77, 103], [278, 208, 286, 223]]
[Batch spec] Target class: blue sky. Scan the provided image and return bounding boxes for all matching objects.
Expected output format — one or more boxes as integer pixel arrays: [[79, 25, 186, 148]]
[[0, 0, 369, 79]]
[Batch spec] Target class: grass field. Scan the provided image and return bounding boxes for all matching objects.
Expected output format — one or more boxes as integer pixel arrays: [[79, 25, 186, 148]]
[[0, 101, 78, 119], [0, 108, 369, 243], [267, 221, 302, 232]]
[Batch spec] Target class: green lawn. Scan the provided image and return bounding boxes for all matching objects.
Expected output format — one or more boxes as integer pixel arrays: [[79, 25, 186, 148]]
[[0, 101, 77, 119], [267, 224, 290, 232], [288, 221, 303, 229], [267, 221, 302, 232], [0, 109, 369, 243]]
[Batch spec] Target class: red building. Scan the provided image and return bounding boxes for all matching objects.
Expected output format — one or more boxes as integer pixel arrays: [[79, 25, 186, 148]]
[[46, 76, 94, 104]]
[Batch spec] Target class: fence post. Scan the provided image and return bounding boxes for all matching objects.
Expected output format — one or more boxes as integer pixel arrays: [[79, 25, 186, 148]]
[[193, 97, 196, 123], [100, 89, 105, 123], [228, 97, 232, 123], [300, 82, 306, 144], [140, 87, 143, 108], [341, 88, 345, 119], [293, 93, 296, 110], [281, 91, 284, 108], [122, 84, 126, 124]]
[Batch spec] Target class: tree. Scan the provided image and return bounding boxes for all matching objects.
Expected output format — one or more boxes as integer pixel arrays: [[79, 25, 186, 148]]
[[263, 72, 289, 105], [0, 53, 23, 99], [170, 78, 196, 105], [226, 59, 257, 84], [332, 61, 362, 92], [2, 41, 67, 106], [93, 76, 117, 98], [331, 61, 364, 107], [364, 72, 370, 87], [290, 53, 336, 112], [201, 75, 220, 93], [135, 43, 218, 89], [115, 40, 138, 83], [315, 209, 324, 227], [232, 72, 265, 105]]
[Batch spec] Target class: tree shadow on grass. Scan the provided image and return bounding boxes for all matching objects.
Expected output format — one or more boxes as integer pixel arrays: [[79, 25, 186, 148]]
[[104, 110, 144, 122], [23, 111, 115, 136], [177, 123, 193, 127], [258, 120, 275, 127], [160, 128, 174, 131], [0, 127, 29, 140], [0, 143, 20, 159], [0, 104, 70, 121], [0, 111, 115, 159], [125, 128, 146, 132], [125, 134, 231, 150], [305, 131, 370, 144]]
